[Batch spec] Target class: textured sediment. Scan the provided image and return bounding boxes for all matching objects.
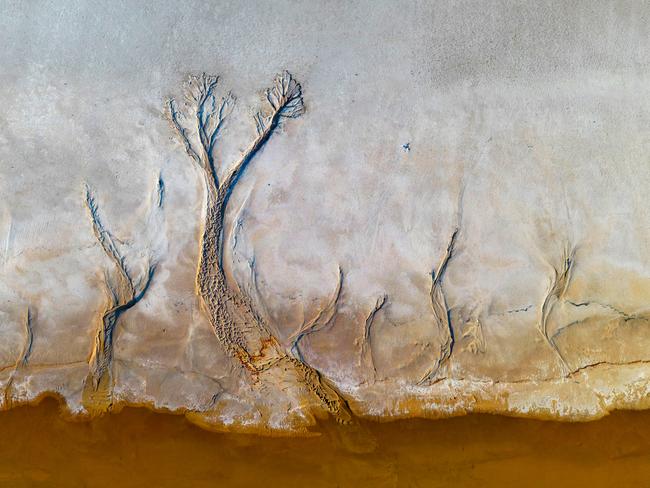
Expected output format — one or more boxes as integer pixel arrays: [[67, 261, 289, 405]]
[[2, 1, 650, 433]]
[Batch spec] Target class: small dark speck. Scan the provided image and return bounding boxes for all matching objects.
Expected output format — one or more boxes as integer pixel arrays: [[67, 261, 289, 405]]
[[402, 142, 410, 152]]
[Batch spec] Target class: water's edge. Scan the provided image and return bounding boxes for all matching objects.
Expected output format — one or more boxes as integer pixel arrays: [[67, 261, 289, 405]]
[[2, 397, 650, 487]]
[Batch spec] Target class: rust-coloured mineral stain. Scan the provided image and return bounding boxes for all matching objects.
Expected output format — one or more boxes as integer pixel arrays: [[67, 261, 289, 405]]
[[2, 399, 650, 487]]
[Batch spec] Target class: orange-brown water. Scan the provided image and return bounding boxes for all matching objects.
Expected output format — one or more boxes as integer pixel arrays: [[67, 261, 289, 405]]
[[2, 399, 650, 487]]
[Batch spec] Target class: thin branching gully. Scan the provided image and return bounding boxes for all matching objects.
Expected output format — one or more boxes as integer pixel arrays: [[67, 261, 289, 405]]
[[82, 181, 159, 413]]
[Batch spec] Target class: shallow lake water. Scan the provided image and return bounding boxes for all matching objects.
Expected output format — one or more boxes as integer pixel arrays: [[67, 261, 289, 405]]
[[2, 398, 650, 487]]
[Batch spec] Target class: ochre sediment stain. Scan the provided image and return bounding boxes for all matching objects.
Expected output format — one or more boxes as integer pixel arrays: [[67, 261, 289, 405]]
[[3, 398, 650, 487]]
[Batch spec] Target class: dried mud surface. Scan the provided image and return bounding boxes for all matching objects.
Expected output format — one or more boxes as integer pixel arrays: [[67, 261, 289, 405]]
[[2, 1, 650, 431]]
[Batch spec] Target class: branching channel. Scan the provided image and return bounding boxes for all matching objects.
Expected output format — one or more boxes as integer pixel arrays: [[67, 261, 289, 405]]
[[82, 184, 156, 412], [538, 244, 575, 375], [419, 227, 459, 385], [289, 267, 344, 363], [167, 71, 353, 423], [3, 306, 33, 407], [360, 294, 387, 377]]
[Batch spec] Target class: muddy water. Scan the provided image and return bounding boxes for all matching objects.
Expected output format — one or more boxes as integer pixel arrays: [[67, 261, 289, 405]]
[[2, 399, 650, 487]]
